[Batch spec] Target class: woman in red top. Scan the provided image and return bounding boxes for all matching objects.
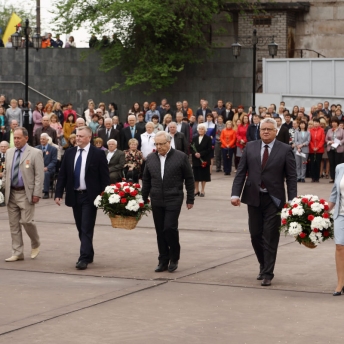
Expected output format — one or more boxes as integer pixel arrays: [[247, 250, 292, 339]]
[[235, 114, 249, 170], [309, 118, 325, 182], [220, 120, 236, 175]]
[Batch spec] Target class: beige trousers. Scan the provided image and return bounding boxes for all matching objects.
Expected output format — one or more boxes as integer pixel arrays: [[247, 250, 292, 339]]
[[7, 190, 40, 256]]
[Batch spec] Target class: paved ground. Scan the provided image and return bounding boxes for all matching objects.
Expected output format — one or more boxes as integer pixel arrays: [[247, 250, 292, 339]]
[[0, 172, 343, 343]]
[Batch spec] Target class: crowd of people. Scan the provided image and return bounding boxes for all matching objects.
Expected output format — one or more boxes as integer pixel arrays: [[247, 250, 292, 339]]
[[0, 95, 342, 200]]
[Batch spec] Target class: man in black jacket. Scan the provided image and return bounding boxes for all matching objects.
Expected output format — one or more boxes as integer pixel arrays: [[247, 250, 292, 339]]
[[98, 118, 120, 149], [142, 131, 194, 273], [55, 126, 109, 270], [168, 122, 189, 155], [121, 115, 145, 150], [275, 116, 290, 145], [246, 114, 261, 142]]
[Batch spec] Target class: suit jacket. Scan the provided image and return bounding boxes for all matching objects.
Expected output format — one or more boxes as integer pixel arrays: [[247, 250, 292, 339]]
[[3, 130, 13, 144], [35, 144, 58, 173], [55, 144, 110, 207], [325, 128, 344, 153], [107, 149, 125, 183], [172, 132, 189, 155], [191, 135, 212, 167], [98, 128, 120, 149], [196, 108, 212, 119], [246, 123, 261, 142], [177, 122, 190, 143], [142, 148, 194, 206], [329, 163, 344, 219], [33, 126, 57, 146], [231, 139, 297, 209], [3, 145, 44, 204], [294, 130, 310, 154], [276, 126, 290, 145], [121, 125, 145, 151]]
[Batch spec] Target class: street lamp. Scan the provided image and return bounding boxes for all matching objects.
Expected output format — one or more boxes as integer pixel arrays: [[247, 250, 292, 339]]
[[11, 19, 41, 133], [231, 29, 278, 115]]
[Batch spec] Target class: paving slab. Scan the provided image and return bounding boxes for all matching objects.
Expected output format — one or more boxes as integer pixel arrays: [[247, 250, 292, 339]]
[[0, 269, 164, 335], [0, 282, 343, 344]]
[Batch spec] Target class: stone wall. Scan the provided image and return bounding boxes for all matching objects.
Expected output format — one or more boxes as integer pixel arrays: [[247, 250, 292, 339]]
[[0, 48, 253, 121]]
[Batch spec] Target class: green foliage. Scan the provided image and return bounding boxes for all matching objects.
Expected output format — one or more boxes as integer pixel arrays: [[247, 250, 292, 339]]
[[52, 0, 236, 93], [0, 1, 36, 39]]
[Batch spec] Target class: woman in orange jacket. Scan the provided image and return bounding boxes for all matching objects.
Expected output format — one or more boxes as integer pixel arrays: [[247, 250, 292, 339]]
[[309, 118, 325, 182], [220, 120, 236, 175]]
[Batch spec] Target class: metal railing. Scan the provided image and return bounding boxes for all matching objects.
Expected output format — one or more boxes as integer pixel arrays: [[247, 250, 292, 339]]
[[0, 81, 57, 102], [290, 49, 326, 58]]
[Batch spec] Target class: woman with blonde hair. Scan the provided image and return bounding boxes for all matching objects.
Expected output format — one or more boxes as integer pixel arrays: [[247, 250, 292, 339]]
[[98, 102, 109, 118], [84, 101, 96, 125], [53, 102, 64, 125], [163, 113, 173, 131]]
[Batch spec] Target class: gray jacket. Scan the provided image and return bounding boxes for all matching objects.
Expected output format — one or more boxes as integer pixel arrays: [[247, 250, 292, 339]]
[[294, 130, 310, 154]]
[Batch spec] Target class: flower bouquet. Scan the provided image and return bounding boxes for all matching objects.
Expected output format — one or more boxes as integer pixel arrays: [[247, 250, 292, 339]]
[[94, 182, 151, 230], [280, 195, 334, 248], [190, 143, 207, 168]]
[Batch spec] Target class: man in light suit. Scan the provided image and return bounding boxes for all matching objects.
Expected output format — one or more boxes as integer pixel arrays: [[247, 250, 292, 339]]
[[3, 127, 44, 262], [231, 118, 297, 287], [55, 126, 109, 270], [97, 118, 120, 149], [36, 133, 58, 199], [106, 139, 125, 184]]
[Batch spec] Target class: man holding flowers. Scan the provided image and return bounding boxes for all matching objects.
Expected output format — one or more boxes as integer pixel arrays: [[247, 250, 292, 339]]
[[231, 118, 297, 287]]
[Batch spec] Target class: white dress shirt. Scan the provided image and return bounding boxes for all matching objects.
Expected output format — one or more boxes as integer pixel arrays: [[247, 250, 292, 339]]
[[158, 148, 171, 179], [170, 135, 175, 149], [177, 123, 182, 132], [74, 143, 90, 190], [107, 149, 116, 163], [141, 132, 156, 159]]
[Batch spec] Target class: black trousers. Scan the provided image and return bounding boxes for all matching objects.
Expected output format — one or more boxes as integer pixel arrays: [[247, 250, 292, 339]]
[[72, 192, 97, 263], [247, 193, 281, 280], [309, 153, 322, 181], [328, 150, 344, 180], [152, 204, 182, 263]]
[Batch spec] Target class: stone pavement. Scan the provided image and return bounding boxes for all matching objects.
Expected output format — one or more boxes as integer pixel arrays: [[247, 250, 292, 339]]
[[0, 173, 343, 343]]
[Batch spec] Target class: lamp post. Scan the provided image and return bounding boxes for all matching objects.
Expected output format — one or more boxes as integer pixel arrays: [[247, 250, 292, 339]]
[[11, 19, 42, 131], [231, 29, 278, 115]]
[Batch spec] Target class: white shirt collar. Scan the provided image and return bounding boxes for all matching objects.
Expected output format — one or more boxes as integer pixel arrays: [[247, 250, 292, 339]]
[[77, 143, 90, 152]]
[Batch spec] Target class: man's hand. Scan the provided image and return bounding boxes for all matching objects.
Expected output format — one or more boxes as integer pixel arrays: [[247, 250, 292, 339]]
[[44, 167, 48, 172], [55, 198, 61, 206], [186, 204, 193, 210], [231, 198, 241, 206], [195, 153, 200, 158], [328, 201, 335, 211], [32, 196, 40, 204]]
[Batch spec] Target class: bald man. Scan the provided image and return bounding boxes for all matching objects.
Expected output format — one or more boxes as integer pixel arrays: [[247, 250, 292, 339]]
[[33, 116, 57, 146]]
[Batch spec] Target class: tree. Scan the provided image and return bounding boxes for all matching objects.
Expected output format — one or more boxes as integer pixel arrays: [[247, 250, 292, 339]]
[[0, 1, 36, 39], [52, 0, 233, 93]]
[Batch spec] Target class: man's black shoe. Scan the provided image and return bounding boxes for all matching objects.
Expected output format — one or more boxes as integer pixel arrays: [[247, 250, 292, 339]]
[[76, 261, 88, 270], [261, 279, 271, 286], [257, 274, 263, 280], [168, 261, 178, 272], [42, 193, 49, 199], [155, 263, 168, 272]]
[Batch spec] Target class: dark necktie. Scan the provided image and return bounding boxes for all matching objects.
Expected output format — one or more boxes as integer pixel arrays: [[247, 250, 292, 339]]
[[261, 145, 269, 189], [255, 125, 258, 140], [107, 129, 110, 138], [74, 149, 84, 189], [12, 149, 21, 186]]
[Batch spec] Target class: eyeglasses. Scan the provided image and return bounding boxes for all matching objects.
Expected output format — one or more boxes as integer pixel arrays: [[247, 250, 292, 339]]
[[155, 142, 168, 147], [260, 128, 275, 132]]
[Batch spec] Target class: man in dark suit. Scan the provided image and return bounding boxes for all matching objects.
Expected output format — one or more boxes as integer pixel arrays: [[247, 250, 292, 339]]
[[121, 115, 145, 150], [275, 116, 290, 145], [142, 131, 194, 273], [106, 139, 125, 183], [168, 122, 189, 155], [214, 100, 226, 118], [246, 114, 261, 142], [33, 116, 57, 146], [36, 133, 58, 199], [231, 118, 297, 287], [98, 118, 120, 149], [196, 100, 212, 119], [55, 126, 110, 270], [175, 112, 190, 143]]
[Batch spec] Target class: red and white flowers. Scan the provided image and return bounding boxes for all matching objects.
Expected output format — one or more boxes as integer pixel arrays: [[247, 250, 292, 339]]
[[94, 182, 151, 219], [280, 194, 334, 247]]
